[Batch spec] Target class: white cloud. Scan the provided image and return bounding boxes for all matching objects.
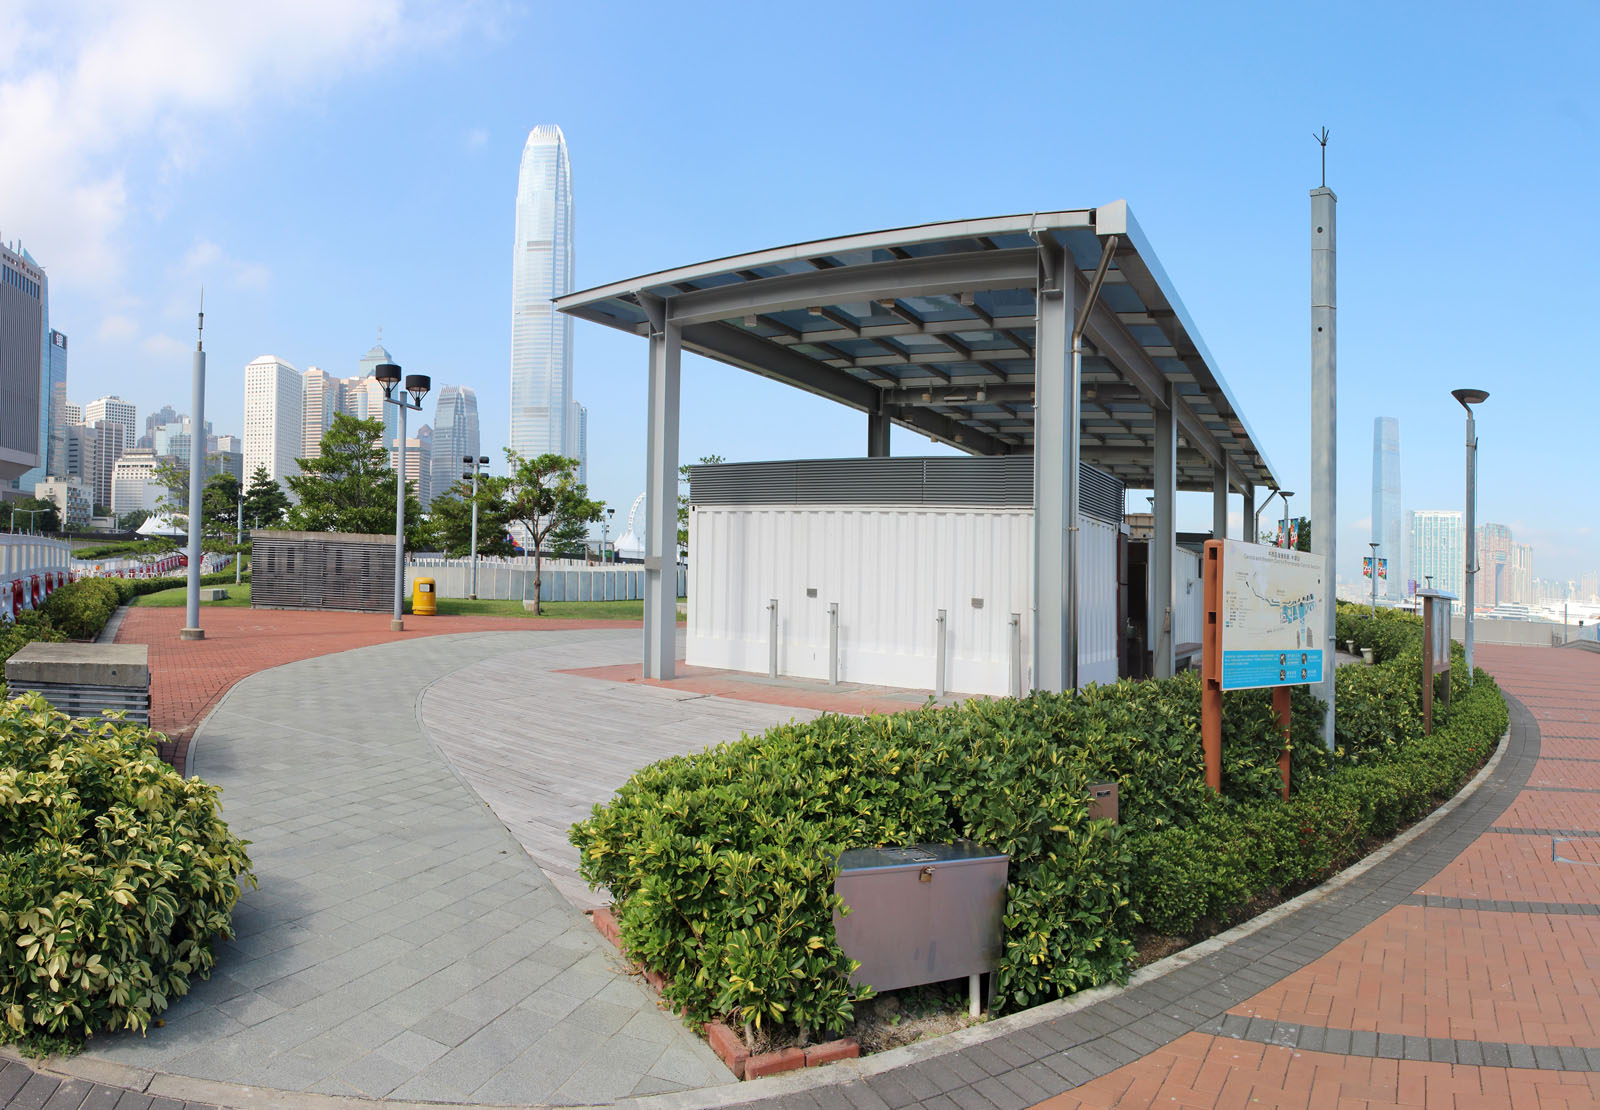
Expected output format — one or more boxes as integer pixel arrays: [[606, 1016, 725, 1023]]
[[0, 2, 476, 288], [465, 126, 489, 149], [141, 333, 189, 361], [97, 314, 139, 343]]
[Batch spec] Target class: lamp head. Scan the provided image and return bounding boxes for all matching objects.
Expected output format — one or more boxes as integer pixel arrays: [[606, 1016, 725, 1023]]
[[479, 456, 489, 465], [374, 362, 401, 398], [463, 455, 474, 465], [405, 374, 431, 403], [1280, 490, 1293, 500], [1452, 387, 1489, 410]]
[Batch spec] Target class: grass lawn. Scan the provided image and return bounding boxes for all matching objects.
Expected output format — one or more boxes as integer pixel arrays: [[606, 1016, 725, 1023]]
[[131, 582, 253, 607], [431, 597, 648, 620]]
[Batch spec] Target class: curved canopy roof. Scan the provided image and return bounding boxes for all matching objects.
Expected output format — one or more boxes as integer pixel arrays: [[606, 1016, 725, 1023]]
[[557, 203, 1279, 492]]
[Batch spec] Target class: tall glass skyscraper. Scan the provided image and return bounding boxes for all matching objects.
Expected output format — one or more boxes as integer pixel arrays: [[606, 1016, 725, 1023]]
[[430, 385, 481, 491], [1371, 417, 1403, 600], [510, 125, 580, 470]]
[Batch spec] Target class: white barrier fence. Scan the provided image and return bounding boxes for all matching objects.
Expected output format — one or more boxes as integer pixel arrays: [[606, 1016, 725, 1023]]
[[406, 557, 686, 602], [1, 534, 73, 621]]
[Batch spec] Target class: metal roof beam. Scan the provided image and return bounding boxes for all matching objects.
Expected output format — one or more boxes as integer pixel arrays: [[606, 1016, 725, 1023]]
[[889, 406, 1010, 457], [681, 321, 878, 411], [667, 249, 1038, 328]]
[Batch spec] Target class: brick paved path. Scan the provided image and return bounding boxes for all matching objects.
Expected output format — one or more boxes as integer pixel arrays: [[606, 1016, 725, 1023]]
[[114, 606, 638, 772]]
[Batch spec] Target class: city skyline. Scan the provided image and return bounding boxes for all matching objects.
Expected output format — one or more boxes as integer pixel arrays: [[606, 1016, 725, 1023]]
[[0, 5, 1595, 582]]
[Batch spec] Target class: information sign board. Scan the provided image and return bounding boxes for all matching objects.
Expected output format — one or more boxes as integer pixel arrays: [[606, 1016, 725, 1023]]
[[1219, 540, 1329, 690]]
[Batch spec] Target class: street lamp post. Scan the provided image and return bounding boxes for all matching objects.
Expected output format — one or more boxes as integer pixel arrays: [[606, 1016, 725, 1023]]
[[1452, 388, 1489, 685], [235, 489, 243, 586], [461, 454, 490, 599], [1253, 489, 1284, 545], [1369, 540, 1380, 616], [9, 507, 44, 534], [602, 507, 615, 562], [181, 305, 208, 642], [1279, 491, 1294, 549], [376, 363, 430, 631]]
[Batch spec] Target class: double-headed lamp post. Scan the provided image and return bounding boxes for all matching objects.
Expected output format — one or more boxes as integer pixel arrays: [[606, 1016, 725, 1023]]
[[1452, 388, 1489, 685], [461, 454, 490, 599], [1279, 491, 1294, 548], [1369, 540, 1380, 615], [375, 363, 430, 631]]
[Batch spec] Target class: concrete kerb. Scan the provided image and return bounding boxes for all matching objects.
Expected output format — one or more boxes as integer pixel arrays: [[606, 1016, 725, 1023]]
[[629, 718, 1516, 1109]]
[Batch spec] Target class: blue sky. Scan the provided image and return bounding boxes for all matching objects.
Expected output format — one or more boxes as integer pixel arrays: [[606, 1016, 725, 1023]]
[[4, 1, 1595, 585]]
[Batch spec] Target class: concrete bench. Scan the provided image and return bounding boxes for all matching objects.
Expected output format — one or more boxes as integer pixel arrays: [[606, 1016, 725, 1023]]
[[199, 587, 229, 601], [5, 642, 150, 725]]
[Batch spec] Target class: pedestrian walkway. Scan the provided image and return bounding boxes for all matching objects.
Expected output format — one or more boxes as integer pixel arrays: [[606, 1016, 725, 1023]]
[[5, 638, 1597, 1109]]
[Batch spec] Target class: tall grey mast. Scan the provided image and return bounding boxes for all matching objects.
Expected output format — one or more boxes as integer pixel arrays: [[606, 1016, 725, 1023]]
[[181, 295, 207, 641], [1310, 130, 1337, 746]]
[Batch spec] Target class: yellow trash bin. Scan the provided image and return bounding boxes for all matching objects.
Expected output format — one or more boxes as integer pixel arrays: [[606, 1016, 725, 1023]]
[[412, 576, 437, 616]]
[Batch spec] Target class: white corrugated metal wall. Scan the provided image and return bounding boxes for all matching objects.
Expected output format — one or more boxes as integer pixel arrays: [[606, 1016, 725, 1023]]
[[687, 505, 1120, 696]]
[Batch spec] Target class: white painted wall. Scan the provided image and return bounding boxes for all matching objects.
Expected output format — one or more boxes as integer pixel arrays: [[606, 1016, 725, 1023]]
[[687, 504, 1120, 696]]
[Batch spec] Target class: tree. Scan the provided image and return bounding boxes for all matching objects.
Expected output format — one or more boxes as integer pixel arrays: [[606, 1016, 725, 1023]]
[[551, 516, 591, 559], [504, 450, 602, 614], [116, 509, 151, 531], [286, 412, 424, 544], [242, 465, 290, 529], [426, 476, 515, 558], [677, 454, 724, 555]]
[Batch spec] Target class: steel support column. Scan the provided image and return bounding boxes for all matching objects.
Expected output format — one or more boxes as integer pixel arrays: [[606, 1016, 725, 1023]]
[[1032, 244, 1075, 691], [867, 395, 891, 458], [1311, 186, 1338, 746], [1243, 484, 1257, 543], [1212, 460, 1230, 541], [643, 309, 681, 680], [1151, 383, 1176, 678]]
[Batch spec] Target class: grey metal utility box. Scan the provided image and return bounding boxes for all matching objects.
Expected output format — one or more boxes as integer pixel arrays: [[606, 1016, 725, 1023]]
[[833, 843, 1008, 993], [5, 643, 151, 725]]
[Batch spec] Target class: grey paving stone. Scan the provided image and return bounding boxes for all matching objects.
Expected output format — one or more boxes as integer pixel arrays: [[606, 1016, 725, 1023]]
[[970, 1074, 1031, 1110], [839, 1080, 893, 1110]]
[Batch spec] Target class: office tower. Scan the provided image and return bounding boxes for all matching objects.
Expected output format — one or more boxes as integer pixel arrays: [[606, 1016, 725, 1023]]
[[430, 385, 481, 494], [571, 401, 588, 486], [110, 448, 163, 516], [61, 424, 92, 486], [140, 405, 179, 449], [243, 355, 303, 491], [357, 340, 401, 449], [84, 396, 138, 456], [32, 476, 90, 530], [403, 425, 433, 509], [62, 401, 82, 427], [511, 124, 579, 462], [302, 366, 345, 458], [88, 420, 126, 510], [41, 330, 67, 478], [1408, 510, 1464, 599], [0, 240, 45, 489], [1371, 417, 1403, 600], [1477, 523, 1514, 609]]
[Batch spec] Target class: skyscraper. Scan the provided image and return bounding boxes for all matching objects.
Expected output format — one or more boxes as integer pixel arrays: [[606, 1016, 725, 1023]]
[[243, 356, 303, 491], [44, 331, 67, 477], [356, 341, 401, 451], [571, 401, 588, 487], [302, 366, 343, 459], [1371, 417, 1403, 600], [1478, 523, 1514, 608], [84, 396, 138, 456], [430, 385, 481, 493], [511, 124, 579, 464], [140, 405, 178, 450], [1, 240, 45, 491], [1408, 510, 1464, 599]]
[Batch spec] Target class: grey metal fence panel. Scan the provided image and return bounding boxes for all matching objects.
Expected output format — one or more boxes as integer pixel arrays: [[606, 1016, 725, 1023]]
[[254, 531, 393, 612]]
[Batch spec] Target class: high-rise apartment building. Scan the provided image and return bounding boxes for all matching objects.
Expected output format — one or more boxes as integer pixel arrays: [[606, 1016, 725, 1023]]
[[430, 385, 481, 495], [0, 240, 45, 491], [84, 396, 138, 457], [511, 124, 580, 463], [1371, 417, 1403, 600], [1508, 543, 1534, 607], [1408, 510, 1464, 599], [1477, 523, 1515, 608], [243, 356, 303, 491]]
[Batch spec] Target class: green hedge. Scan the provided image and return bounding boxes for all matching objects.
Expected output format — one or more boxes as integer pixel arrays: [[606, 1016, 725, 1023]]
[[0, 695, 255, 1049], [26, 572, 242, 643], [572, 600, 1507, 1042]]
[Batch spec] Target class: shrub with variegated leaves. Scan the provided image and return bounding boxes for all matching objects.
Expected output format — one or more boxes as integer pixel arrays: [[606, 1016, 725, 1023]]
[[1, 694, 254, 1052]]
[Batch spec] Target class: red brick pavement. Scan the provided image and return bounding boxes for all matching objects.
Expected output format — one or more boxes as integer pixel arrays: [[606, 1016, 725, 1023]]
[[1033, 644, 1600, 1108], [114, 606, 642, 774]]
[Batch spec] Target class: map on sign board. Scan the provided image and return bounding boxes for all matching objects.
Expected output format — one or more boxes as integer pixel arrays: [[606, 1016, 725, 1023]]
[[1220, 539, 1329, 690]]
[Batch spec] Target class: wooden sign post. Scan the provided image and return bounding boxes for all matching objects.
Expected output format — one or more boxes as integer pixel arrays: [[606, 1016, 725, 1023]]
[[1418, 589, 1455, 734]]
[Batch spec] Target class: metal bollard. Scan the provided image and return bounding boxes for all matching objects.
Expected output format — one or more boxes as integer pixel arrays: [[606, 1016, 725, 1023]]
[[767, 598, 779, 678], [1009, 613, 1022, 697], [828, 603, 839, 685], [936, 608, 948, 697]]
